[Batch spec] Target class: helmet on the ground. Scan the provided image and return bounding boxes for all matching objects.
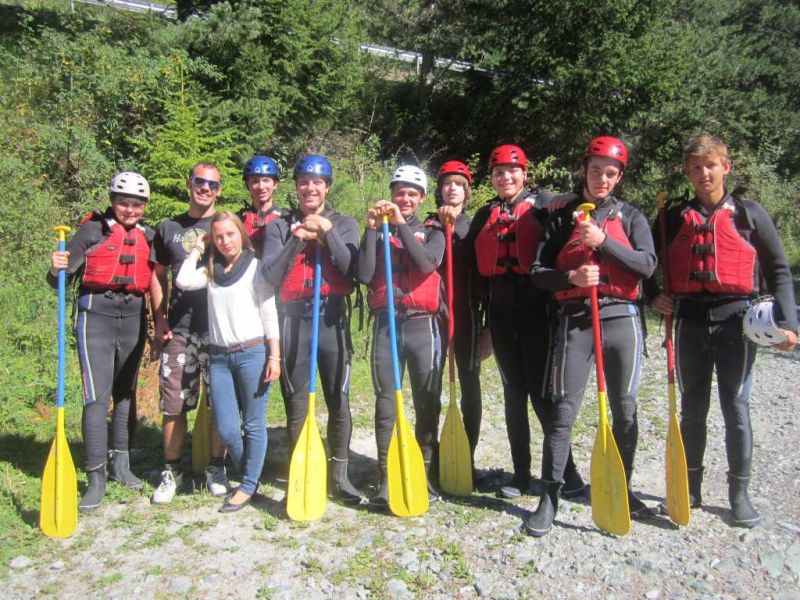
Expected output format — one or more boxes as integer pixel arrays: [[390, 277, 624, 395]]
[[109, 172, 150, 201], [293, 154, 333, 183], [488, 145, 528, 170], [743, 297, 788, 346], [437, 161, 472, 185], [390, 165, 427, 194], [243, 155, 280, 181], [584, 136, 628, 167]]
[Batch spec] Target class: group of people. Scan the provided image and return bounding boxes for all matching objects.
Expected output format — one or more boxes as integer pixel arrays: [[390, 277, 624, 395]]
[[49, 133, 797, 535]]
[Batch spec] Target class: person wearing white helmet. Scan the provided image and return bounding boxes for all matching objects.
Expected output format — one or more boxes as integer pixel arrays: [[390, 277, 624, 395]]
[[648, 135, 797, 528], [48, 171, 156, 511], [358, 164, 446, 506]]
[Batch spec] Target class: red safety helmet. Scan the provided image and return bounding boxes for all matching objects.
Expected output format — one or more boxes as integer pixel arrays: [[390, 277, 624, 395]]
[[584, 136, 628, 167], [488, 144, 528, 170], [437, 161, 472, 184]]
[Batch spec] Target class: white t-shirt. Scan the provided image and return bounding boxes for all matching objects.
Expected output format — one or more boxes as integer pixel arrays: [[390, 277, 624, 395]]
[[176, 253, 278, 347]]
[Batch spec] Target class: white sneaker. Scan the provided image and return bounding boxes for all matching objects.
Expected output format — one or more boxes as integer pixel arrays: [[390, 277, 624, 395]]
[[151, 469, 182, 504], [205, 464, 230, 497]]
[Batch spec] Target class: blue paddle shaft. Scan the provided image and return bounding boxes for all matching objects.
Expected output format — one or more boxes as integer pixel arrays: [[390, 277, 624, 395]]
[[308, 243, 323, 394], [381, 219, 403, 392], [57, 238, 67, 410]]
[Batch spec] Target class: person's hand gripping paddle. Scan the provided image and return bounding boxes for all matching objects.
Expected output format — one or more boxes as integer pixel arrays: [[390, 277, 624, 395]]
[[287, 243, 328, 521], [382, 215, 429, 517], [438, 219, 472, 496], [657, 192, 691, 527], [40, 225, 78, 538], [578, 203, 631, 537]]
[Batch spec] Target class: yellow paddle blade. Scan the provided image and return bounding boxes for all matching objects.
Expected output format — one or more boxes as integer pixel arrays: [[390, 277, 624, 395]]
[[665, 408, 691, 526], [591, 420, 631, 536], [387, 407, 429, 517], [439, 393, 472, 496], [287, 400, 328, 522], [40, 408, 78, 538], [191, 386, 212, 475]]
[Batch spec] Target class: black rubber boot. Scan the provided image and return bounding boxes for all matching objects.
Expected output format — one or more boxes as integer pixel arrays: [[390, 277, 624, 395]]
[[109, 450, 142, 489], [687, 467, 704, 508], [80, 465, 107, 512], [499, 472, 530, 499], [424, 461, 440, 504], [369, 470, 389, 508], [329, 458, 363, 505], [728, 473, 760, 528], [561, 464, 587, 500], [626, 470, 650, 518], [524, 480, 562, 537]]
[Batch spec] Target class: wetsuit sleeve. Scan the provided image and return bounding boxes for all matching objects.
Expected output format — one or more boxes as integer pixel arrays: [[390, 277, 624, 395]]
[[396, 222, 443, 274], [531, 211, 573, 291], [254, 268, 280, 340], [747, 202, 798, 332], [175, 254, 209, 291], [324, 215, 359, 278], [46, 219, 103, 288], [357, 228, 378, 284], [262, 219, 304, 286], [598, 207, 657, 279]]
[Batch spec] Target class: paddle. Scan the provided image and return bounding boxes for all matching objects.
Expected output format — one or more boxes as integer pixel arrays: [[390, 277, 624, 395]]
[[438, 220, 472, 496], [191, 382, 211, 475], [383, 216, 429, 517], [579, 203, 631, 537], [40, 225, 78, 538], [657, 192, 691, 526], [286, 242, 328, 521]]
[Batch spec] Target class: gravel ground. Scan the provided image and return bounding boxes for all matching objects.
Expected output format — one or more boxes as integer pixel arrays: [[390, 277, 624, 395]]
[[4, 333, 799, 599]]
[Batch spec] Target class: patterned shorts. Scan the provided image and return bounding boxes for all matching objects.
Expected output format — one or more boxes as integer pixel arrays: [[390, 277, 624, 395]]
[[159, 332, 209, 416]]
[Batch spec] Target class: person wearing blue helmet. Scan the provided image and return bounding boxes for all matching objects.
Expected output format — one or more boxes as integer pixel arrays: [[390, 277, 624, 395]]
[[240, 155, 284, 255], [262, 154, 363, 504]]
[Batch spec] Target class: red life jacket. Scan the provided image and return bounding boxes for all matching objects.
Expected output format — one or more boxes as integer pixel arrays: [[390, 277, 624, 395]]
[[554, 212, 639, 302], [81, 216, 153, 294], [279, 241, 355, 303], [241, 207, 281, 254], [368, 229, 442, 313], [474, 197, 541, 276], [667, 204, 756, 295]]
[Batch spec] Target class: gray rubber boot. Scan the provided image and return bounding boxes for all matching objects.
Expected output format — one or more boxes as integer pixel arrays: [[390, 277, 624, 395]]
[[109, 450, 142, 489], [626, 470, 649, 518], [330, 458, 363, 504], [524, 480, 562, 537], [728, 474, 760, 528], [561, 464, 587, 500], [687, 467, 703, 508], [79, 464, 107, 512], [369, 469, 389, 508]]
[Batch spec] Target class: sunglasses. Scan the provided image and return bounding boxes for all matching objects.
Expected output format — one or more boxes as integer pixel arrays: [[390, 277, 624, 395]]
[[191, 176, 221, 191]]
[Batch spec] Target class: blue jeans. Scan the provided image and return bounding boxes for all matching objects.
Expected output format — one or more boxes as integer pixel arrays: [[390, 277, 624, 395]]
[[209, 344, 269, 495]]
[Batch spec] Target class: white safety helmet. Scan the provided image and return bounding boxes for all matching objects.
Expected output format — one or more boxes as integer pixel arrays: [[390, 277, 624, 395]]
[[390, 165, 427, 195], [742, 297, 788, 346], [109, 172, 150, 201]]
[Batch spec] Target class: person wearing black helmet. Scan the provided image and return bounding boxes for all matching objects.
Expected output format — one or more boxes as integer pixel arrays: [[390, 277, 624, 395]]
[[424, 161, 484, 475], [648, 134, 797, 528], [359, 165, 446, 506], [465, 144, 586, 500], [239, 155, 284, 255], [262, 154, 363, 504], [527, 136, 657, 536], [48, 172, 156, 511]]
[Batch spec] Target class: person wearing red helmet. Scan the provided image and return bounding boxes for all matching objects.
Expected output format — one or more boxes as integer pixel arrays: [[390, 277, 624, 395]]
[[647, 135, 797, 528], [527, 136, 657, 536], [238, 155, 285, 255], [424, 161, 484, 474], [466, 144, 585, 499]]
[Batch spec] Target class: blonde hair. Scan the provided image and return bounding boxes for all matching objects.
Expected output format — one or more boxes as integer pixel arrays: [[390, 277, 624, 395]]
[[683, 134, 730, 166], [207, 211, 253, 270]]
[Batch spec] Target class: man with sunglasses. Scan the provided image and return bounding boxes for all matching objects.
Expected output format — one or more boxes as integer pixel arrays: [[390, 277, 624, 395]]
[[150, 162, 230, 504]]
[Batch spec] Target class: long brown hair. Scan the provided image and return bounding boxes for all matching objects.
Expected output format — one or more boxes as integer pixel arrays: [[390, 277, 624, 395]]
[[207, 210, 253, 271]]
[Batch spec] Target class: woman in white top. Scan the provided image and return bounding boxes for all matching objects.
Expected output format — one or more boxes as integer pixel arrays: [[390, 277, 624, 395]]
[[177, 210, 280, 512]]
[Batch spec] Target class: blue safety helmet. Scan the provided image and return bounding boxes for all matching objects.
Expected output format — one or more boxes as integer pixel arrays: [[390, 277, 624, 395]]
[[243, 155, 280, 181], [293, 154, 333, 183]]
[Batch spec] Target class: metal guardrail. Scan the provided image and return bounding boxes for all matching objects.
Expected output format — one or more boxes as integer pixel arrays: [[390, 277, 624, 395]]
[[73, 0, 176, 18]]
